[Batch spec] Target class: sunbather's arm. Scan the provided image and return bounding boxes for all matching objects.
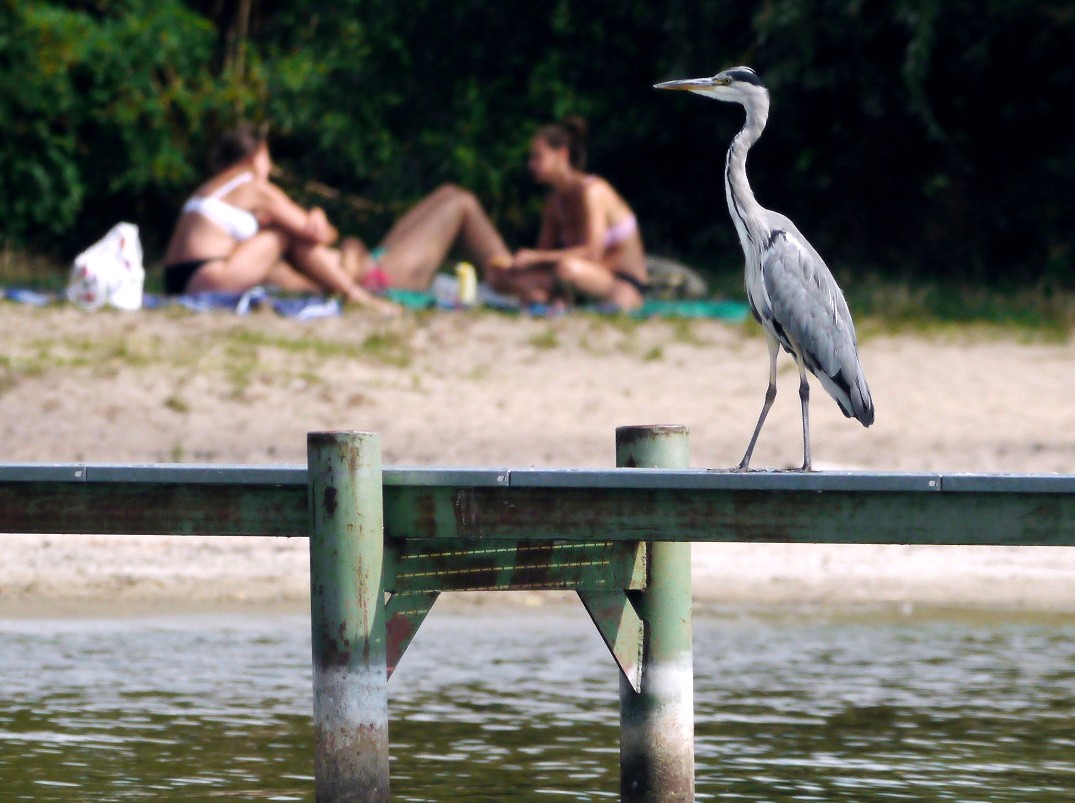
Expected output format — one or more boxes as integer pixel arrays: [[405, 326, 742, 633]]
[[256, 183, 339, 244], [513, 186, 604, 267]]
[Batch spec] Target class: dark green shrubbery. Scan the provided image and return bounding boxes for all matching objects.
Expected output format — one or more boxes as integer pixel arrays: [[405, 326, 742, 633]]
[[2, 0, 1072, 290]]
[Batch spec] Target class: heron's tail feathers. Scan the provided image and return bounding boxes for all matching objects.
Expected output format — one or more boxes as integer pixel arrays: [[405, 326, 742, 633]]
[[817, 364, 874, 427]]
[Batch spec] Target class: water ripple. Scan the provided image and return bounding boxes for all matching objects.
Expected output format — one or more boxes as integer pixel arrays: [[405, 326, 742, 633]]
[[1, 608, 1073, 800]]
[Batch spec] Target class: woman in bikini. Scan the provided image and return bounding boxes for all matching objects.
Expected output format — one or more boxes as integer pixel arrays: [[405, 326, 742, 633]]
[[163, 125, 512, 310], [489, 116, 648, 310]]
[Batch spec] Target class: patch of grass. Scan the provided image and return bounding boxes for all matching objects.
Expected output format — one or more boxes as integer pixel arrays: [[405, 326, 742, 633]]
[[5, 351, 50, 378], [577, 319, 617, 355], [642, 346, 664, 362], [359, 331, 413, 367], [590, 309, 646, 335], [0, 246, 66, 289], [221, 340, 259, 398], [843, 274, 1075, 339], [105, 334, 161, 366], [222, 328, 372, 360], [528, 328, 560, 350], [163, 394, 190, 414], [297, 369, 324, 386], [467, 364, 491, 381], [0, 357, 16, 395], [668, 318, 707, 346], [4, 333, 156, 377]]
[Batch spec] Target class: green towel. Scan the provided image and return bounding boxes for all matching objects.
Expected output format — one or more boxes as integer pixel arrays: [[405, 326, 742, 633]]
[[382, 287, 750, 321], [384, 288, 437, 309], [636, 298, 750, 321]]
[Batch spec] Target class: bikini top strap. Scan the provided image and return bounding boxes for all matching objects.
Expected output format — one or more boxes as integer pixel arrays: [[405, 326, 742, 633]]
[[208, 171, 254, 199]]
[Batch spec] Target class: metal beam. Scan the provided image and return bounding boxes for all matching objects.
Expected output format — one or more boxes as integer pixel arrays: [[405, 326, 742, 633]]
[[387, 539, 645, 593], [1, 465, 1073, 547]]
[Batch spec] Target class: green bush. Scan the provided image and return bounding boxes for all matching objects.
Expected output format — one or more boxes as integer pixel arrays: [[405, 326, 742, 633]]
[[1, 0, 1071, 291], [0, 0, 257, 257]]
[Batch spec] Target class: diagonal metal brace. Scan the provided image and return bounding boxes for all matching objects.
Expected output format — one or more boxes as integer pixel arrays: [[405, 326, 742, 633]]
[[579, 589, 644, 693], [385, 591, 439, 680]]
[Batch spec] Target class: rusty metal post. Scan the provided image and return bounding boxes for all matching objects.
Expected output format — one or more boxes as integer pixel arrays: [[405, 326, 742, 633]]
[[307, 431, 389, 802], [616, 425, 695, 802]]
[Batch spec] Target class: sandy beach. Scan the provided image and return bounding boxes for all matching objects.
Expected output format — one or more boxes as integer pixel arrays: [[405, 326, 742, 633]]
[[1, 302, 1073, 616]]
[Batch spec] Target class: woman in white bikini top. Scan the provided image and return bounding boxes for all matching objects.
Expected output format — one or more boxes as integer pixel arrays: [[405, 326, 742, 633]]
[[180, 171, 260, 242], [160, 124, 398, 314], [487, 116, 648, 311]]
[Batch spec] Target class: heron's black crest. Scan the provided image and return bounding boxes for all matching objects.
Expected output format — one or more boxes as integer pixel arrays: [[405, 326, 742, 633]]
[[727, 67, 764, 87]]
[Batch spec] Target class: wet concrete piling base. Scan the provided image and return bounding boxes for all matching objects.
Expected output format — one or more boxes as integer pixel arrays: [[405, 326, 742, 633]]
[[312, 665, 390, 802]]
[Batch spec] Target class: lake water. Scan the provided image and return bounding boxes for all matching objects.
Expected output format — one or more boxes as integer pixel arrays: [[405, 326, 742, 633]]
[[1, 604, 1073, 801]]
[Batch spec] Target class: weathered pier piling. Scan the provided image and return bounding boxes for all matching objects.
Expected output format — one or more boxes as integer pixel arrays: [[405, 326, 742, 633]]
[[307, 431, 390, 802], [616, 425, 695, 801]]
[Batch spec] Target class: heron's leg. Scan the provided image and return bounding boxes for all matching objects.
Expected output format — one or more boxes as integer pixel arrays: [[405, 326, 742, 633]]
[[795, 357, 812, 471], [736, 336, 780, 471]]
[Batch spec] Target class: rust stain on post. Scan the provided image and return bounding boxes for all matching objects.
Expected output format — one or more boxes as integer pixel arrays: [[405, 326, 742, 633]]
[[323, 485, 338, 518]]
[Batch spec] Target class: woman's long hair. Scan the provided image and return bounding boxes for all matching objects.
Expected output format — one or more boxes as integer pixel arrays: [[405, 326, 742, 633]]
[[536, 115, 588, 171], [210, 122, 269, 172]]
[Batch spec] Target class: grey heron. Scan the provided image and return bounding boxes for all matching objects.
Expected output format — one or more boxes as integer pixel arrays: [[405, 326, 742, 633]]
[[656, 66, 874, 471]]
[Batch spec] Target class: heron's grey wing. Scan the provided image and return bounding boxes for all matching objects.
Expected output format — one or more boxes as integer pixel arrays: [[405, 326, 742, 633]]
[[760, 228, 875, 426]]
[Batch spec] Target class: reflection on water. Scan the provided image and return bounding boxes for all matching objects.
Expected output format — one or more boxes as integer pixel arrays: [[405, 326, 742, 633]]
[[1, 605, 1073, 801]]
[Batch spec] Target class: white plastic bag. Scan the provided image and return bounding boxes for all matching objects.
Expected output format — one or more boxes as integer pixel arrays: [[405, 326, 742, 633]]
[[66, 222, 145, 311]]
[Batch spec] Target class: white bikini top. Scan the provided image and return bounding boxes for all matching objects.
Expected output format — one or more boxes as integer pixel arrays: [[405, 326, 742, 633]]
[[182, 172, 260, 241]]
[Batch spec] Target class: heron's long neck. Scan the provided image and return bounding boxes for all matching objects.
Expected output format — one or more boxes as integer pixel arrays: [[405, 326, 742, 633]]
[[725, 98, 769, 255]]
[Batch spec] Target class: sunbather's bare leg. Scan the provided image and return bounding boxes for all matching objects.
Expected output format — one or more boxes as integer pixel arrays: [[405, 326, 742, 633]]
[[183, 228, 399, 314], [263, 260, 323, 293], [186, 230, 289, 292], [378, 184, 511, 289], [339, 237, 367, 282], [556, 255, 644, 310], [486, 264, 557, 305], [288, 240, 371, 296], [288, 240, 401, 314]]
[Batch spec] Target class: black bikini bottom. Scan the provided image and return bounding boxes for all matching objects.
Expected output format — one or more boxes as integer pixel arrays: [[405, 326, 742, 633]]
[[613, 270, 649, 295], [163, 258, 217, 294]]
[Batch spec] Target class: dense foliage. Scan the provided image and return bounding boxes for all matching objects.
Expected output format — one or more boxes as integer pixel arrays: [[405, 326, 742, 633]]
[[2, 0, 1072, 287]]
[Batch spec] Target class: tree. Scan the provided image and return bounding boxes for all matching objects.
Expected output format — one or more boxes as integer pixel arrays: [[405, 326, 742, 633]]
[[2, 0, 1071, 288]]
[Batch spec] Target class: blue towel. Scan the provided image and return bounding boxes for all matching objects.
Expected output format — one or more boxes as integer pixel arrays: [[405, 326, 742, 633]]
[[1, 287, 55, 306], [144, 287, 342, 320]]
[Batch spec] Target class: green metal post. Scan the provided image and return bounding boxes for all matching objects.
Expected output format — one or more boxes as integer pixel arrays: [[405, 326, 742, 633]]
[[307, 431, 390, 802], [616, 425, 695, 802]]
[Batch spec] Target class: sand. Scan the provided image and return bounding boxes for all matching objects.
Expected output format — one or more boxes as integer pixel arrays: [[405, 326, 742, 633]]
[[1, 302, 1073, 616]]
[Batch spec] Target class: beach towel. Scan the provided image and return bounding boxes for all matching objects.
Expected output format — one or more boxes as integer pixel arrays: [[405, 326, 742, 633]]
[[4, 283, 748, 322], [144, 287, 342, 321]]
